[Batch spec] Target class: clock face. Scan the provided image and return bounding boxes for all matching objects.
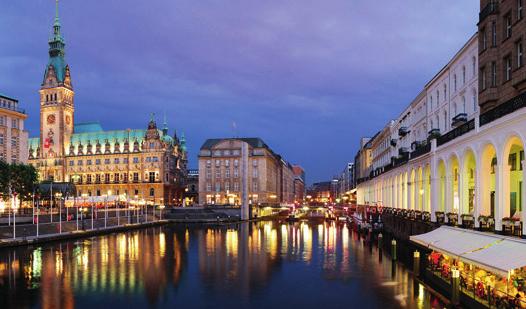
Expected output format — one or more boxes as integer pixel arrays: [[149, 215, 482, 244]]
[[65, 115, 71, 125], [47, 114, 56, 125]]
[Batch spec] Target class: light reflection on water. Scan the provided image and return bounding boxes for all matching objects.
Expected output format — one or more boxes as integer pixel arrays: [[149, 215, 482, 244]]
[[0, 221, 444, 308]]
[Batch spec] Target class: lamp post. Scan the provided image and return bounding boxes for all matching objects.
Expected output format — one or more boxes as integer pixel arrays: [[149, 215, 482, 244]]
[[36, 193, 40, 237], [12, 191, 17, 239], [134, 195, 139, 223], [55, 192, 63, 234]]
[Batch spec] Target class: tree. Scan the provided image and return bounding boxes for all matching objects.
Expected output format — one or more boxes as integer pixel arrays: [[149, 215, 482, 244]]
[[0, 162, 38, 201]]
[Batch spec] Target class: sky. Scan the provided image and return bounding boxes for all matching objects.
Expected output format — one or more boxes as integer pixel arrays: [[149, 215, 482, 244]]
[[0, 0, 478, 185]]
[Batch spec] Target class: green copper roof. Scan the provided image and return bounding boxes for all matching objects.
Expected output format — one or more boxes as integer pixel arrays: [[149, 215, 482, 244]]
[[45, 0, 67, 83], [74, 122, 103, 133]]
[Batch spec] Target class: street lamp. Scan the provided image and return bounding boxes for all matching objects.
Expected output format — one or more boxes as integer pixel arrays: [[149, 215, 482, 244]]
[[55, 192, 63, 234]]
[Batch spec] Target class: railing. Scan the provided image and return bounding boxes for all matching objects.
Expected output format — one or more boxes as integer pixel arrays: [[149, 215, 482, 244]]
[[410, 143, 431, 160], [0, 104, 26, 114], [437, 119, 475, 146], [479, 1, 498, 24], [479, 91, 526, 126], [451, 113, 468, 127]]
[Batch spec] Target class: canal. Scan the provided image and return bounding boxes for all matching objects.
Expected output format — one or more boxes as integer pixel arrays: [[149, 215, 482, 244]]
[[0, 221, 445, 308]]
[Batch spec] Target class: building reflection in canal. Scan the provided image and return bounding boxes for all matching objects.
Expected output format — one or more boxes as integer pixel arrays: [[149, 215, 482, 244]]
[[0, 222, 443, 308]]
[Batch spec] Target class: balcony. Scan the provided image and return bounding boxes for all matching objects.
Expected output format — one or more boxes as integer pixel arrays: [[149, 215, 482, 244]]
[[480, 91, 526, 126], [479, 1, 498, 24], [437, 119, 475, 147], [0, 101, 26, 114], [398, 127, 410, 137], [398, 147, 409, 156], [451, 113, 468, 127], [390, 139, 397, 147], [428, 128, 441, 140]]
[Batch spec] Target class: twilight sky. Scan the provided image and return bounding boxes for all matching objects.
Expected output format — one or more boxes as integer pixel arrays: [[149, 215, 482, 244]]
[[0, 1, 478, 184]]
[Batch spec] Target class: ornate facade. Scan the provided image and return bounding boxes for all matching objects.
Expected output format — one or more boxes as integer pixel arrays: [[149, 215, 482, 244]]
[[28, 2, 188, 206]]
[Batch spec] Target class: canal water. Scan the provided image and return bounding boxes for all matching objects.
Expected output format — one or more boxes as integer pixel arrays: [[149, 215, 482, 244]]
[[0, 221, 445, 308]]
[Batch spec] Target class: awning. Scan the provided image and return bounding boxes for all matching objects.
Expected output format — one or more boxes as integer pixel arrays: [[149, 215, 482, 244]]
[[410, 226, 526, 277]]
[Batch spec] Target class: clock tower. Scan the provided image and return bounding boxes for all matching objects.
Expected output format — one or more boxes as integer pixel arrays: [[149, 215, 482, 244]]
[[39, 0, 74, 181]]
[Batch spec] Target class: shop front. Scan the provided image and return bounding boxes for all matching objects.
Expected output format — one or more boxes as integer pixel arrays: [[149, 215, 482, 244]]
[[411, 226, 526, 308]]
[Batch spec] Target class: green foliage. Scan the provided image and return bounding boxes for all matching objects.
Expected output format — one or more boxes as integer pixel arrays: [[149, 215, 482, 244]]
[[0, 162, 38, 201]]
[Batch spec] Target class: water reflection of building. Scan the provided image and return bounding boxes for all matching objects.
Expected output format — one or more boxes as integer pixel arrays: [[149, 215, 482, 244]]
[[0, 228, 188, 308]]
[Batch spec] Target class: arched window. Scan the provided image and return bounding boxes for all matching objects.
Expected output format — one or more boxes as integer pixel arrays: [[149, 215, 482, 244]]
[[54, 93, 57, 101], [462, 66, 466, 84], [472, 56, 477, 76], [443, 111, 448, 131], [436, 90, 440, 103], [46, 94, 49, 102], [149, 188, 155, 197], [443, 84, 447, 100], [454, 74, 457, 91]]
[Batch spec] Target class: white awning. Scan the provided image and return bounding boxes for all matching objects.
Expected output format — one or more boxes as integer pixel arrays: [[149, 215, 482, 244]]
[[410, 226, 526, 277]]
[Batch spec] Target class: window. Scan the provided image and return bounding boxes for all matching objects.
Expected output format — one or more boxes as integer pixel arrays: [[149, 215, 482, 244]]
[[133, 157, 139, 164], [104, 158, 110, 164], [517, 41, 524, 68], [225, 169, 230, 178], [87, 160, 92, 165], [114, 173, 119, 182], [510, 153, 518, 171], [215, 182, 221, 192], [87, 175, 92, 183], [443, 84, 447, 100], [252, 159, 258, 167], [206, 183, 212, 191], [491, 62, 497, 86], [114, 158, 120, 164], [225, 182, 230, 191], [206, 168, 211, 179], [234, 168, 239, 178], [78, 160, 83, 166], [481, 28, 487, 50], [11, 137, 17, 147], [149, 171, 155, 182], [215, 160, 220, 167], [95, 174, 101, 183], [491, 21, 497, 47], [505, 56, 512, 82], [454, 74, 457, 91], [234, 182, 239, 191], [133, 172, 139, 182], [481, 67, 486, 90], [505, 13, 512, 39], [436, 90, 439, 103], [206, 160, 211, 167], [252, 181, 258, 191], [123, 158, 129, 164], [453, 102, 457, 116], [0, 134, 4, 145], [95, 159, 101, 165], [149, 188, 155, 197], [234, 159, 239, 167], [430, 96, 433, 109], [253, 168, 258, 178], [462, 66, 466, 84], [519, 0, 524, 20], [69, 160, 74, 166], [225, 160, 230, 167], [215, 169, 221, 179], [105, 173, 110, 183], [472, 89, 477, 112], [472, 57, 477, 76]]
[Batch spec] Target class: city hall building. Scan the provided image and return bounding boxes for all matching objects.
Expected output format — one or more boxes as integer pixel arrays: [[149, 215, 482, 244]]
[[28, 3, 188, 205], [356, 0, 526, 236]]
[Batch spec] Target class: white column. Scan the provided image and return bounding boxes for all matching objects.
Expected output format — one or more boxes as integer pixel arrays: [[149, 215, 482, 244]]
[[407, 170, 413, 210], [495, 163, 504, 232], [445, 171, 453, 214], [431, 159, 439, 221], [414, 170, 420, 211], [474, 162, 481, 227], [458, 168, 465, 225]]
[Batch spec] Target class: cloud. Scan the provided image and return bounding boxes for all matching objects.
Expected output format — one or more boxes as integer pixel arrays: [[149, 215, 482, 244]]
[[0, 0, 478, 183]]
